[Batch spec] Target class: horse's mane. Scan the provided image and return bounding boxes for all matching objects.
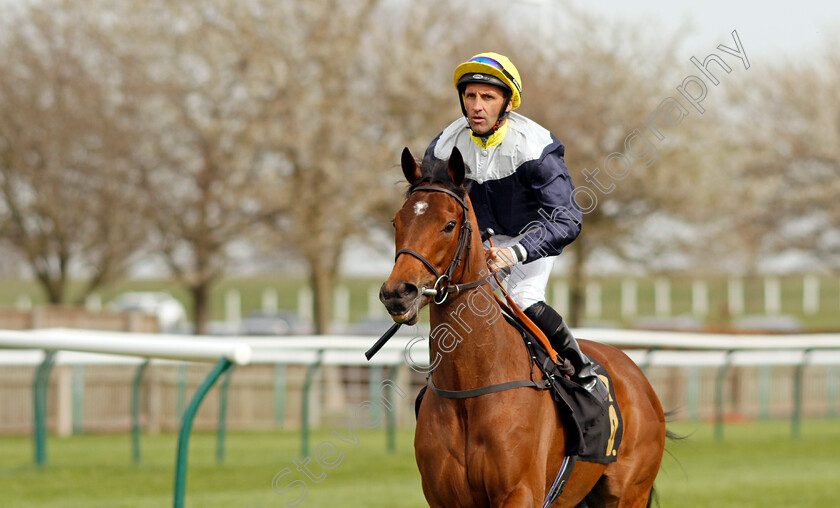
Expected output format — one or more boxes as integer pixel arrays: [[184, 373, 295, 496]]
[[406, 157, 471, 198]]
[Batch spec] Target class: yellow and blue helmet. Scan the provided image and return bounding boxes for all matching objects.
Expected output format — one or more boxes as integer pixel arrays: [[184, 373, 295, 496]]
[[453, 52, 522, 134], [454, 53, 522, 107]]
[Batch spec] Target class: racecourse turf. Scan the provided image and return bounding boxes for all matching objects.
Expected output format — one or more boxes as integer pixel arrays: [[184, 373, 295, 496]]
[[1, 420, 838, 507]]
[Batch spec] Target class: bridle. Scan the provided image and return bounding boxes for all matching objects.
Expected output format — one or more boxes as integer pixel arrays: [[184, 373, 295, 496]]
[[395, 186, 554, 406], [375, 184, 554, 415], [366, 183, 492, 360], [395, 185, 491, 304]]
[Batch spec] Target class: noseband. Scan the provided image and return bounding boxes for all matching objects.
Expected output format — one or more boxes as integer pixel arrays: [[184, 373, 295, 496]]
[[395, 185, 491, 304]]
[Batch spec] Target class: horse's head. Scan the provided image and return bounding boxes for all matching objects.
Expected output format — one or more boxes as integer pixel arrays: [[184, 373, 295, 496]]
[[380, 147, 474, 325]]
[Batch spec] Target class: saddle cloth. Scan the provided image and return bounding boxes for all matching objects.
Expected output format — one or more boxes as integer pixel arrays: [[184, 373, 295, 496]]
[[512, 314, 624, 463]]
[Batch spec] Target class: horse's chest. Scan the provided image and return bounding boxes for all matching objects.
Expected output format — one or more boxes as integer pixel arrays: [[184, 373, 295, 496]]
[[416, 402, 534, 506]]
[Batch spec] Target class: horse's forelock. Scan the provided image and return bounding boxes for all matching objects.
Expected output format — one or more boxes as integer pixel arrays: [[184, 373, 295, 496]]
[[405, 158, 470, 199]]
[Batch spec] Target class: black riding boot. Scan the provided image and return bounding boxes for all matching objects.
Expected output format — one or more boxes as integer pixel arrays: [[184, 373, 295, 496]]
[[524, 302, 609, 401]]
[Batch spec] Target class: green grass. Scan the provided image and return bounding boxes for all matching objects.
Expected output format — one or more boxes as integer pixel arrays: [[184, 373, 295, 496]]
[[0, 428, 425, 508], [658, 420, 840, 507], [1, 420, 839, 507]]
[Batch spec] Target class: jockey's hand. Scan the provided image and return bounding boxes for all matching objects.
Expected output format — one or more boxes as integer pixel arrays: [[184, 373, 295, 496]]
[[486, 246, 518, 271]]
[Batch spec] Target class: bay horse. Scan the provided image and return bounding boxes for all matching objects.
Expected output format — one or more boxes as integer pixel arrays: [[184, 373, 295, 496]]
[[380, 147, 667, 507]]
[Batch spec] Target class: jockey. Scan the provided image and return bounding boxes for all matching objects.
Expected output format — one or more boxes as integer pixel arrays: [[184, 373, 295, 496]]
[[424, 52, 608, 401]]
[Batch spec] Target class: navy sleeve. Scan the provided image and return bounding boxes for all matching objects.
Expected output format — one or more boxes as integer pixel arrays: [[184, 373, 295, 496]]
[[423, 132, 444, 163], [518, 142, 582, 262]]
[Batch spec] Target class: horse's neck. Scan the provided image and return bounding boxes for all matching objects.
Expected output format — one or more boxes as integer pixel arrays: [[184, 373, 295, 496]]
[[428, 257, 527, 388]]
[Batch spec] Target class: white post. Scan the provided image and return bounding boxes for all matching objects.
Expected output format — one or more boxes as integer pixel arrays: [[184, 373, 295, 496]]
[[367, 285, 383, 319], [225, 289, 241, 325], [728, 278, 744, 315], [261, 287, 278, 313], [803, 274, 819, 315], [692, 280, 709, 317], [621, 279, 637, 319], [56, 366, 73, 438], [655, 277, 671, 317], [85, 294, 102, 313], [298, 286, 313, 323], [333, 285, 350, 327], [552, 281, 569, 316], [585, 281, 601, 319], [16, 294, 32, 311], [764, 277, 781, 315]]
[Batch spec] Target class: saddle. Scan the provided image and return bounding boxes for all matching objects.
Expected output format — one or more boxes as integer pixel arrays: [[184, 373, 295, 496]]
[[505, 314, 623, 463]]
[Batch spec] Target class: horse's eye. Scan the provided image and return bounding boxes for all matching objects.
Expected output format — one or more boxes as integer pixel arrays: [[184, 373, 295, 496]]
[[391, 219, 396, 229], [443, 220, 457, 233]]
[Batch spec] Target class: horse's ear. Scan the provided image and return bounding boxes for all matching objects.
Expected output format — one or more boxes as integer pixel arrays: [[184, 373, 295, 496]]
[[401, 147, 422, 184], [448, 147, 466, 187]]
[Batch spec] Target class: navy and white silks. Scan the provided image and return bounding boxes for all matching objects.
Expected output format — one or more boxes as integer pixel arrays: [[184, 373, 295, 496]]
[[424, 112, 582, 309]]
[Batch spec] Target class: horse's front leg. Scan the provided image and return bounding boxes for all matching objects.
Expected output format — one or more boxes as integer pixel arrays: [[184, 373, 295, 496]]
[[494, 483, 538, 507]]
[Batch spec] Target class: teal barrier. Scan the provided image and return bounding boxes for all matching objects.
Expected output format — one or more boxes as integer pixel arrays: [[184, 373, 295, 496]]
[[385, 364, 400, 454], [131, 359, 151, 464], [758, 365, 771, 420], [300, 351, 324, 458], [368, 365, 384, 424], [173, 358, 234, 508], [639, 347, 658, 373], [274, 364, 287, 428], [216, 366, 236, 464], [714, 350, 735, 441], [72, 364, 85, 434], [32, 351, 57, 466], [791, 349, 814, 439], [686, 366, 700, 420]]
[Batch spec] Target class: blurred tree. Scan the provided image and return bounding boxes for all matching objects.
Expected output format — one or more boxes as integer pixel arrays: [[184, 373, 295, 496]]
[[3, 0, 797, 334], [80, 0, 489, 334], [0, 4, 147, 304], [85, 0, 283, 333], [246, 0, 504, 333], [512, 5, 707, 324], [0, 0, 506, 334], [724, 41, 840, 275]]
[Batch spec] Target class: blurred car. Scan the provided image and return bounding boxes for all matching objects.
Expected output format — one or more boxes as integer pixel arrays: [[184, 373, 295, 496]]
[[732, 314, 802, 333], [240, 310, 306, 336], [107, 291, 187, 332], [632, 315, 705, 331]]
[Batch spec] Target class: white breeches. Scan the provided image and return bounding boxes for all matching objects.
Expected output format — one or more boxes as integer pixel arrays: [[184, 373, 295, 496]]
[[486, 233, 555, 310]]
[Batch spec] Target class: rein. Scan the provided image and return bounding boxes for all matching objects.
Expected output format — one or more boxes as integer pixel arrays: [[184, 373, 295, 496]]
[[393, 187, 550, 400], [365, 185, 492, 361]]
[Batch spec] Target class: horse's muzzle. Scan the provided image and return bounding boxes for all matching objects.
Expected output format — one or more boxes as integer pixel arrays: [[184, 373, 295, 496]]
[[380, 280, 422, 324]]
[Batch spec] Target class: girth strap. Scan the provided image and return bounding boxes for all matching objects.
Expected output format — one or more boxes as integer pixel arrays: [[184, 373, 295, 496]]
[[543, 455, 578, 507], [427, 372, 550, 399]]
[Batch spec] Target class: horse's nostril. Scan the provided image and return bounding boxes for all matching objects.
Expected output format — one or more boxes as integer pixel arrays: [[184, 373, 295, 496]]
[[398, 282, 419, 299], [380, 281, 419, 308], [379, 283, 392, 303]]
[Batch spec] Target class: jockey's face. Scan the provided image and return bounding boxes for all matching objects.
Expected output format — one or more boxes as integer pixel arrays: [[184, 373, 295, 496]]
[[463, 83, 512, 135]]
